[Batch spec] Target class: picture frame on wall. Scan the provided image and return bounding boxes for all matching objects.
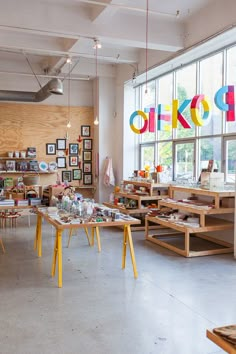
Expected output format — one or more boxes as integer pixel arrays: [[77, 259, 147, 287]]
[[72, 169, 82, 180], [69, 143, 78, 155], [69, 155, 78, 167], [83, 138, 93, 150], [56, 138, 66, 150], [46, 143, 56, 155], [83, 173, 93, 185], [81, 125, 90, 137], [56, 157, 66, 168], [83, 162, 92, 173], [82, 151, 92, 161], [62, 170, 72, 182]]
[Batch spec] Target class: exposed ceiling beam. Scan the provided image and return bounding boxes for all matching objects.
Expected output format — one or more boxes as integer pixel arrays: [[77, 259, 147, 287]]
[[76, 0, 179, 17]]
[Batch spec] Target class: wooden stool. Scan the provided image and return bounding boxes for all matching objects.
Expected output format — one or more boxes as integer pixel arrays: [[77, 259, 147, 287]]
[[1, 213, 21, 228]]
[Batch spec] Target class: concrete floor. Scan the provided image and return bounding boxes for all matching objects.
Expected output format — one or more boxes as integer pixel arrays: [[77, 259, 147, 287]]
[[0, 216, 236, 354]]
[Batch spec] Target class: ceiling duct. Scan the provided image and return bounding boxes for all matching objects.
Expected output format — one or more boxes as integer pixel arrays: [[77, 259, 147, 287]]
[[0, 78, 63, 102]]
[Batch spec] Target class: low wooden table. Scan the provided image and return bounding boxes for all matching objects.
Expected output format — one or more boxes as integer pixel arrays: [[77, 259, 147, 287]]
[[34, 208, 141, 287], [206, 329, 236, 353]]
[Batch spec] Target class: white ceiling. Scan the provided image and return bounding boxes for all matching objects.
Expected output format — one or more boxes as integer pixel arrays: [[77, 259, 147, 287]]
[[0, 0, 233, 84]]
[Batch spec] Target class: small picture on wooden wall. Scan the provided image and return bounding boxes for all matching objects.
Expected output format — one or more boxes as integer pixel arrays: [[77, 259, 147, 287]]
[[83, 173, 93, 185], [83, 162, 92, 173], [83, 139, 92, 150], [56, 157, 66, 168], [82, 151, 92, 161], [72, 169, 82, 180], [69, 143, 78, 155], [46, 143, 56, 155], [62, 170, 72, 182], [81, 125, 90, 137], [56, 139, 66, 150], [69, 156, 78, 167]]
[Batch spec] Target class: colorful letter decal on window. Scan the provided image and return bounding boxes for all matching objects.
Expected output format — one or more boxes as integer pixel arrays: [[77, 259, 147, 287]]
[[129, 84, 236, 134], [172, 99, 191, 129], [190, 95, 211, 126], [214, 85, 235, 122], [157, 104, 171, 131], [129, 110, 148, 134]]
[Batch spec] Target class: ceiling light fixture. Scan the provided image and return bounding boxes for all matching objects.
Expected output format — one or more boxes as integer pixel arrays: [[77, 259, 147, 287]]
[[67, 60, 72, 128], [93, 39, 102, 49], [145, 0, 149, 95], [66, 57, 72, 64], [94, 40, 99, 126]]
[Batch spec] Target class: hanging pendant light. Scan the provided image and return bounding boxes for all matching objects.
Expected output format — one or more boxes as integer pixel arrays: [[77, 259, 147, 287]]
[[66, 60, 72, 128], [94, 39, 99, 126], [145, 0, 149, 96]]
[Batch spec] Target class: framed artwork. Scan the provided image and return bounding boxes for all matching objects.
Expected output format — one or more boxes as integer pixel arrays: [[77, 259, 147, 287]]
[[69, 155, 78, 167], [72, 169, 82, 180], [83, 173, 93, 185], [62, 170, 72, 182], [56, 157, 66, 168], [83, 162, 92, 173], [69, 143, 78, 155], [82, 151, 92, 162], [46, 143, 56, 155], [56, 138, 66, 150], [83, 139, 93, 150], [81, 125, 90, 137]]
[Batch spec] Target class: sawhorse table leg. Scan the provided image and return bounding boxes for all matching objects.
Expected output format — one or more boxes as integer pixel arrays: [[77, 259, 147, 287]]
[[122, 225, 138, 278], [34, 214, 42, 257], [51, 229, 63, 288], [90, 226, 101, 252]]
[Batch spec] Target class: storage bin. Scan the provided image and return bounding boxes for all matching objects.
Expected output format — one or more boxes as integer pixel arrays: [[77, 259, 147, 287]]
[[23, 175, 40, 186]]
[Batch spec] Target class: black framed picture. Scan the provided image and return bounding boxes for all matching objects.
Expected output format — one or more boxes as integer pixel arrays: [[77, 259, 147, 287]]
[[81, 125, 90, 137], [83, 173, 93, 185], [83, 162, 92, 173], [56, 157, 66, 168], [69, 143, 78, 155], [82, 151, 92, 161], [83, 139, 93, 150], [69, 156, 78, 167], [56, 138, 66, 150], [62, 170, 72, 182], [46, 143, 56, 155], [72, 169, 82, 180]]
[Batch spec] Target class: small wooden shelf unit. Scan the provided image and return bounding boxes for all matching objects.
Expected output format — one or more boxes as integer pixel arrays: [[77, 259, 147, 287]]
[[145, 185, 235, 257], [104, 180, 169, 231]]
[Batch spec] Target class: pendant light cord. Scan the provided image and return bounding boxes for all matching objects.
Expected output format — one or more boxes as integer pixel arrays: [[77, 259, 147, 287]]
[[68, 64, 71, 122], [96, 44, 98, 120], [145, 0, 149, 93]]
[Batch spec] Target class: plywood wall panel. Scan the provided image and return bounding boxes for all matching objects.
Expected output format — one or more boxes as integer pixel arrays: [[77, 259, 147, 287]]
[[0, 102, 94, 187]]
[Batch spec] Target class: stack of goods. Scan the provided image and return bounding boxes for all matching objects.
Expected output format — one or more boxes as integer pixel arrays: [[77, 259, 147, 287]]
[[0, 199, 15, 206], [15, 199, 29, 206], [213, 325, 236, 346]]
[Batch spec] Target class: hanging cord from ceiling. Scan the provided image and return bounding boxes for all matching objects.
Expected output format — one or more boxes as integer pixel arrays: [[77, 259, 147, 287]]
[[145, 0, 149, 95], [24, 53, 42, 89]]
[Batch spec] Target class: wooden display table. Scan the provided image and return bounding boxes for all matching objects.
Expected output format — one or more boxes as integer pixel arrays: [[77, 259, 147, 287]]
[[145, 185, 235, 257], [207, 329, 236, 353], [34, 208, 140, 287]]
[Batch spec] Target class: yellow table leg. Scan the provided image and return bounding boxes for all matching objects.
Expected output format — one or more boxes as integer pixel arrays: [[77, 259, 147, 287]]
[[57, 230, 63, 288], [91, 227, 95, 246], [51, 234, 58, 277], [84, 227, 91, 246], [95, 226, 101, 252], [34, 214, 42, 257], [67, 227, 91, 248], [126, 225, 138, 278], [122, 225, 128, 269], [0, 237, 5, 253], [67, 228, 73, 248]]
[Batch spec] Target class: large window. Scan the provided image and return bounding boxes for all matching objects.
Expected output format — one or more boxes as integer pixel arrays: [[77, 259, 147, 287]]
[[138, 43, 236, 183]]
